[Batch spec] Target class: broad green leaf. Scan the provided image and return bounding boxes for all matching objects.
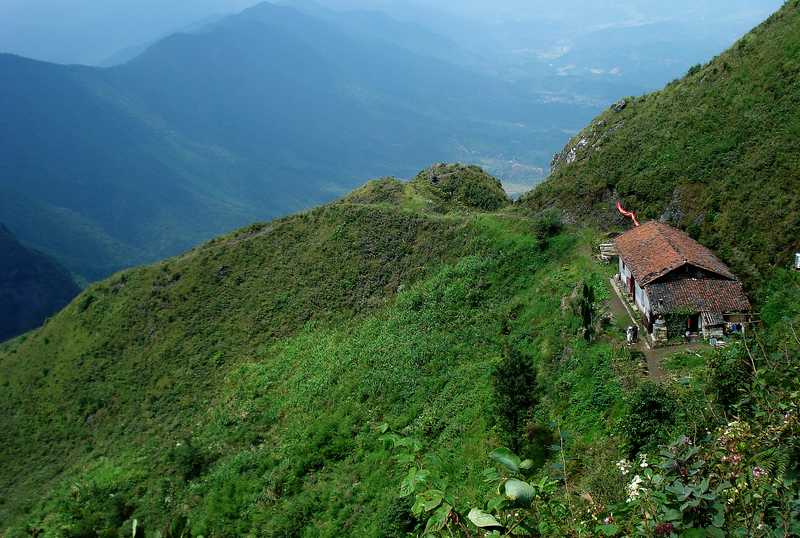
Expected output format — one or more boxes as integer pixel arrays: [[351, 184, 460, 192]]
[[422, 494, 443, 512], [549, 445, 562, 452], [519, 459, 534, 470], [400, 467, 430, 497], [378, 433, 401, 446], [706, 525, 724, 538], [424, 504, 452, 533], [169, 515, 188, 538], [711, 503, 725, 527], [412, 496, 425, 516], [500, 479, 537, 507], [664, 508, 682, 521], [487, 495, 508, 511], [489, 447, 521, 473], [667, 480, 685, 493], [397, 437, 423, 452], [467, 508, 503, 529]]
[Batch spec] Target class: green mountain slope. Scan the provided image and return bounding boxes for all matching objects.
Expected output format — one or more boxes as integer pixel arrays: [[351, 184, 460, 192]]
[[2, 164, 799, 537], [0, 222, 81, 343], [520, 0, 800, 290], [0, 167, 607, 536]]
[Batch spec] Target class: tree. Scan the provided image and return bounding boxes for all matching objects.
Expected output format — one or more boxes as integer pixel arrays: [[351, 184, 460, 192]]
[[491, 348, 539, 451]]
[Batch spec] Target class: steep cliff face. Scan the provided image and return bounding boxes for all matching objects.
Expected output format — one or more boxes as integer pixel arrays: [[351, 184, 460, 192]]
[[0, 223, 81, 342], [521, 1, 800, 287]]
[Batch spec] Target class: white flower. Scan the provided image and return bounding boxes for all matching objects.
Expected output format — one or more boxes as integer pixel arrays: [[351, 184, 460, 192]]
[[626, 475, 645, 502], [616, 459, 632, 475]]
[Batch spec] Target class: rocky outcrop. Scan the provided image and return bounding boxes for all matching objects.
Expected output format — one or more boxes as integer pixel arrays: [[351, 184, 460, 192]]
[[658, 188, 687, 226], [550, 120, 625, 174]]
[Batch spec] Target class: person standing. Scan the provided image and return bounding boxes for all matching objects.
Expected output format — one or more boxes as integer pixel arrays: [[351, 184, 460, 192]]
[[626, 326, 633, 344]]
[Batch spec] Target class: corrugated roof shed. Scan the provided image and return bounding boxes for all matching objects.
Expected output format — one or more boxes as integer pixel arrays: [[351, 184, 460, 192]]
[[612, 221, 736, 285]]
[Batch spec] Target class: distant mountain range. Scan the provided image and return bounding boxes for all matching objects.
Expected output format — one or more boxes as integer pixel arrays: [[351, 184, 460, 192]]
[[0, 1, 590, 283], [0, 223, 80, 343]]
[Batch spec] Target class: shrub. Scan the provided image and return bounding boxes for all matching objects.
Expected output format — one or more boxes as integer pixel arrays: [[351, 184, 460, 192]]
[[617, 381, 678, 457], [491, 348, 539, 451]]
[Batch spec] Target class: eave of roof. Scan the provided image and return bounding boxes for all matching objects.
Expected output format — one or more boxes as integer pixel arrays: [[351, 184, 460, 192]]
[[647, 278, 752, 314]]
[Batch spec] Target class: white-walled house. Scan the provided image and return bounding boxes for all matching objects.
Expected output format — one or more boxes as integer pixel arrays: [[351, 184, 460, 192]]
[[612, 221, 751, 339]]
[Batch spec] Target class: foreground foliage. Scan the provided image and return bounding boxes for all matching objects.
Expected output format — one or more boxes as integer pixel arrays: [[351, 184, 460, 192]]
[[384, 312, 800, 538]]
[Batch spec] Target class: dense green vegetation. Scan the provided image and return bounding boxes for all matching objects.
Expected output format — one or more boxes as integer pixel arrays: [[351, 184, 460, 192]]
[[521, 0, 800, 293], [1, 155, 799, 537], [2, 3, 800, 537], [0, 222, 80, 343], [0, 167, 639, 536]]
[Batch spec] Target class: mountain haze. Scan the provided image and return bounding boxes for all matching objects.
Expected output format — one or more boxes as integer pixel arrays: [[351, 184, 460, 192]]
[[0, 1, 586, 283]]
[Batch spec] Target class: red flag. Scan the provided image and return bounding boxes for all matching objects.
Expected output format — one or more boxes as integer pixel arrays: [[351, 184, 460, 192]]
[[616, 203, 639, 226]]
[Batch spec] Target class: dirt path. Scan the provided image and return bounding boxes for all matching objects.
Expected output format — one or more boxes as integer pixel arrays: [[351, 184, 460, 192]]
[[602, 267, 708, 383]]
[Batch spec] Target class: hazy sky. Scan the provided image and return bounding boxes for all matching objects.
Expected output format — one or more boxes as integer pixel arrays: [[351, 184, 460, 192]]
[[0, 0, 785, 65]]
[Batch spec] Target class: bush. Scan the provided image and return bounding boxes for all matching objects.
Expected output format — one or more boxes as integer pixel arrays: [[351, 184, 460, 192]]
[[617, 381, 678, 457], [707, 347, 748, 410], [491, 348, 539, 451]]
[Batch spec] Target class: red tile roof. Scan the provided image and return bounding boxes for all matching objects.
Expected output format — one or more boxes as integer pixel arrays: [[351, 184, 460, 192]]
[[612, 221, 736, 285], [647, 278, 751, 314]]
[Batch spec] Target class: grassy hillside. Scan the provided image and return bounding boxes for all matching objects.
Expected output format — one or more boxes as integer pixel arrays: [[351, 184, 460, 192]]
[[0, 167, 630, 537], [521, 0, 800, 293], [2, 166, 799, 537]]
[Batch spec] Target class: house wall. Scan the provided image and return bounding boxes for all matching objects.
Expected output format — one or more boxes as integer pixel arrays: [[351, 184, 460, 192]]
[[619, 258, 651, 319], [635, 281, 650, 319], [619, 258, 631, 289]]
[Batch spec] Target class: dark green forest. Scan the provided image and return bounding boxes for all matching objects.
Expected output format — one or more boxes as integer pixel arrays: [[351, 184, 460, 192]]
[[0, 223, 80, 343]]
